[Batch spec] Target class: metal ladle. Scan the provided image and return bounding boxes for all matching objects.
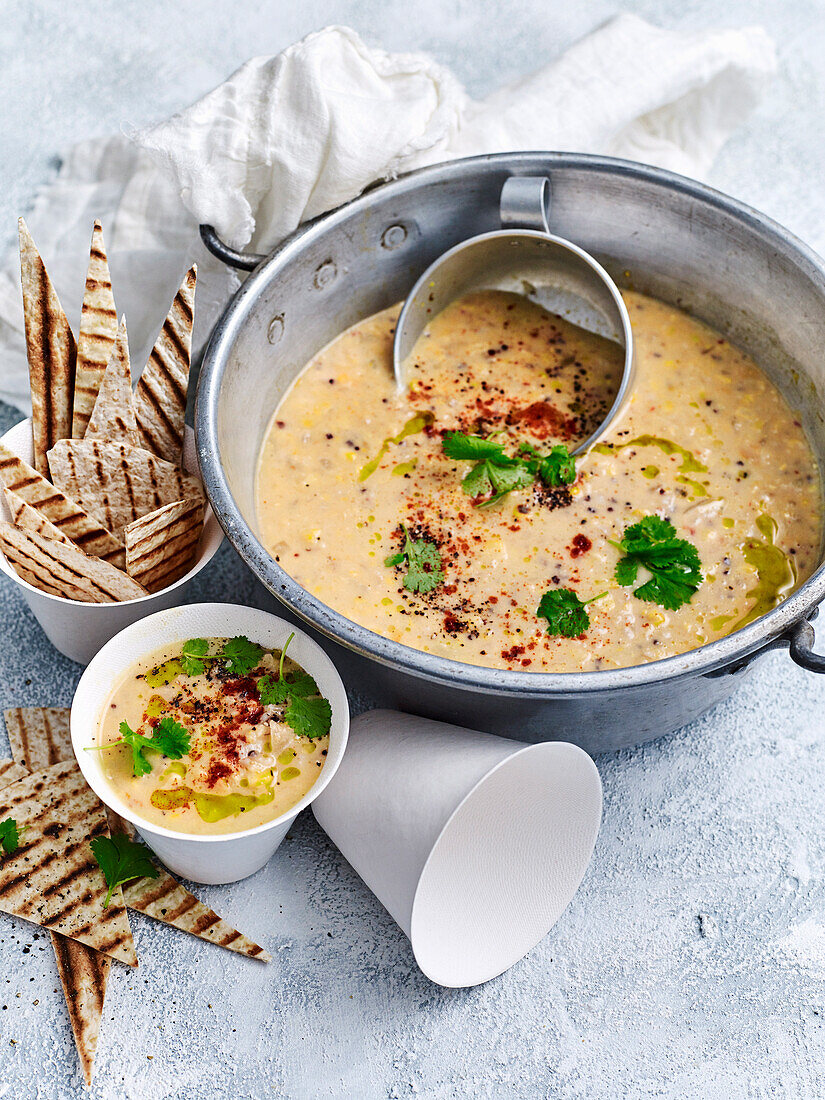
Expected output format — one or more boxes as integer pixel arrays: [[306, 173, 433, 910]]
[[392, 176, 634, 455]]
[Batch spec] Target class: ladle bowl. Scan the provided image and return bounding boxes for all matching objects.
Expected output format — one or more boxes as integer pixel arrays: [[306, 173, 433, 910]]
[[392, 176, 635, 454]]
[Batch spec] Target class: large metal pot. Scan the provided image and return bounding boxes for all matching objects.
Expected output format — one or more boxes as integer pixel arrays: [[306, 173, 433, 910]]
[[196, 152, 825, 753]]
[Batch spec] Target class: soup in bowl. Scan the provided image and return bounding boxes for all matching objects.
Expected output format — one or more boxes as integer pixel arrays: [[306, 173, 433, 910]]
[[72, 603, 350, 883], [256, 289, 821, 674]]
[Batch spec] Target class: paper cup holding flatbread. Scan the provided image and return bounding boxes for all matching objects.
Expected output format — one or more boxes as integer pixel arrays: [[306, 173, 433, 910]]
[[0, 418, 223, 664]]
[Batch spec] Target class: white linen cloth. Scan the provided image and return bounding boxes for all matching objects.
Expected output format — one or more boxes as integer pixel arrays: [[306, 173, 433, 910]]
[[0, 14, 775, 411]]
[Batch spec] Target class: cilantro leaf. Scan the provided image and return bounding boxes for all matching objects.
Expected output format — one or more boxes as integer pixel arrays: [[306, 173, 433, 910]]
[[534, 445, 576, 486], [442, 432, 505, 460], [258, 674, 291, 706], [90, 832, 160, 907], [179, 636, 264, 677], [151, 716, 191, 759], [460, 461, 494, 500], [619, 515, 679, 556], [404, 539, 444, 593], [221, 636, 264, 676], [0, 817, 24, 856], [115, 721, 153, 777], [443, 432, 576, 506], [284, 694, 332, 740], [257, 634, 332, 739], [284, 672, 320, 697], [259, 670, 319, 706], [634, 571, 701, 611], [537, 588, 606, 637], [614, 556, 639, 587], [481, 461, 535, 507], [89, 718, 191, 778], [611, 516, 702, 611], [180, 637, 209, 675], [384, 525, 444, 594]]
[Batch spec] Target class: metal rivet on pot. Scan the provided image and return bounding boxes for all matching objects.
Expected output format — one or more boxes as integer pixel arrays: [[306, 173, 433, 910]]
[[381, 224, 408, 250], [313, 260, 337, 289], [267, 314, 285, 345]]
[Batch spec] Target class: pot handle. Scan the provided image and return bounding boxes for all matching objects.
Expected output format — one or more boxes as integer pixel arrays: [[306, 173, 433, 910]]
[[787, 617, 825, 673], [500, 176, 551, 233], [199, 225, 266, 271]]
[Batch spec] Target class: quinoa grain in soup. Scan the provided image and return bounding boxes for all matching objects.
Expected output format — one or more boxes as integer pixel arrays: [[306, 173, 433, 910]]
[[93, 635, 331, 834], [256, 291, 821, 673]]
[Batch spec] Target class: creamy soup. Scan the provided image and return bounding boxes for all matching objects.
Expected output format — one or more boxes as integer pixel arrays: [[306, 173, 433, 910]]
[[93, 636, 331, 834], [256, 291, 822, 673]]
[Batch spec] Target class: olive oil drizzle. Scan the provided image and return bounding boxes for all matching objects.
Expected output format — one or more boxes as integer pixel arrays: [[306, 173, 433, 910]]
[[593, 434, 707, 474], [359, 412, 434, 481], [150, 786, 276, 823], [675, 475, 709, 498], [391, 459, 418, 477], [727, 513, 797, 632]]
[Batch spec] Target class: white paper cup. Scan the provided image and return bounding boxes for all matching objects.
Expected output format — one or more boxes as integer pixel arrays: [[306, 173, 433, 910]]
[[312, 709, 602, 987], [71, 603, 349, 883], [0, 418, 224, 664]]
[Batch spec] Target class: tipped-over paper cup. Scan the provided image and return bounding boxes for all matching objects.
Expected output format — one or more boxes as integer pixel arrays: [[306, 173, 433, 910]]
[[0, 418, 224, 664], [72, 603, 350, 883], [312, 710, 602, 988]]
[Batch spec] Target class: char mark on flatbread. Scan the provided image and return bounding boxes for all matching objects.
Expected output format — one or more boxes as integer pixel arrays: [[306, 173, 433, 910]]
[[4, 488, 72, 544], [2, 707, 109, 1085], [47, 438, 202, 540], [123, 871, 271, 961], [18, 220, 76, 475], [0, 760, 137, 965], [124, 497, 203, 593], [0, 442, 124, 566], [50, 933, 110, 1087], [0, 523, 147, 603], [0, 759, 28, 790], [84, 316, 140, 448], [4, 706, 72, 771], [134, 266, 196, 464], [72, 221, 118, 439]]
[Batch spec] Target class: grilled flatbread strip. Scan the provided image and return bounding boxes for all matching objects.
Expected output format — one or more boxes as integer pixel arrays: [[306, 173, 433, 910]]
[[18, 220, 76, 476], [0, 442, 125, 567], [4, 706, 72, 771], [4, 711, 269, 963], [134, 266, 196, 463], [0, 523, 148, 603], [47, 438, 202, 540], [72, 221, 118, 439], [124, 497, 203, 593], [0, 531, 89, 600], [4, 488, 72, 544], [123, 873, 271, 961], [101, 810, 269, 959], [84, 316, 140, 448], [0, 759, 28, 789], [3, 712, 107, 1087], [0, 760, 137, 965], [51, 933, 110, 1087]]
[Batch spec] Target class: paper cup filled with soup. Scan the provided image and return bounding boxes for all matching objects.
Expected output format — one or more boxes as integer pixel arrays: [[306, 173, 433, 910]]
[[72, 604, 350, 883]]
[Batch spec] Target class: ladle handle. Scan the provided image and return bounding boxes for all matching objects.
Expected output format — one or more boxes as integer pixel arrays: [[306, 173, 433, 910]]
[[500, 177, 551, 233], [199, 225, 267, 271]]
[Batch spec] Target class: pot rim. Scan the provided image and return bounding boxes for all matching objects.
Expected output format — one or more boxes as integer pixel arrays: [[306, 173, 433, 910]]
[[196, 151, 825, 698]]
